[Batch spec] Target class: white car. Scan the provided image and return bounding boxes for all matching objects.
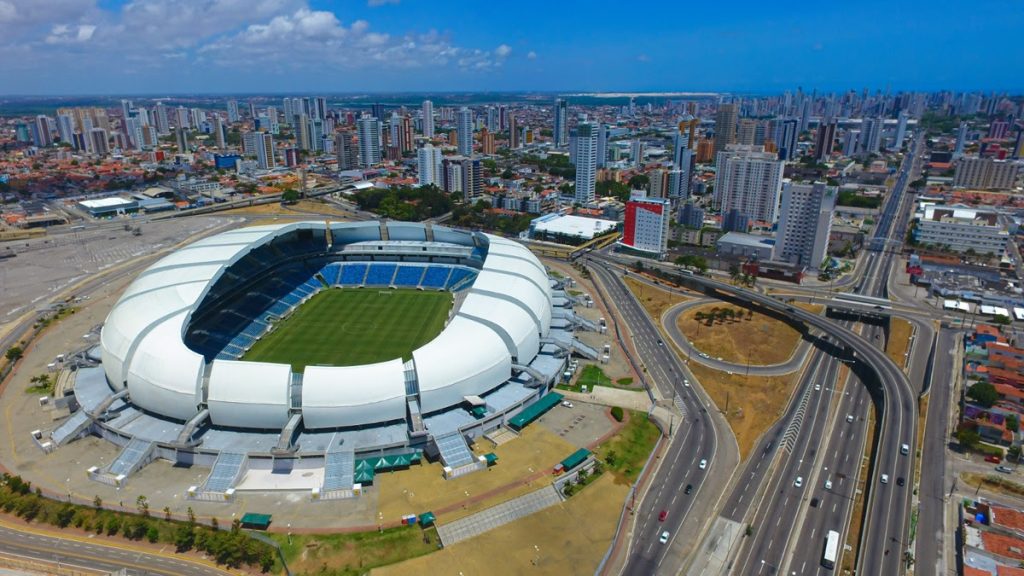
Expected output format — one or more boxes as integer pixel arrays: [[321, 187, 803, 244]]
[[824, 479, 833, 490], [699, 459, 707, 470], [881, 474, 890, 484], [814, 384, 821, 391], [846, 414, 855, 423], [794, 476, 803, 488], [683, 379, 691, 388], [659, 531, 670, 544], [561, 401, 573, 408]]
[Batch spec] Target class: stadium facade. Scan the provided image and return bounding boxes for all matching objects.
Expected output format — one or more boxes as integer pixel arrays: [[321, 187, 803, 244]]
[[48, 221, 599, 496]]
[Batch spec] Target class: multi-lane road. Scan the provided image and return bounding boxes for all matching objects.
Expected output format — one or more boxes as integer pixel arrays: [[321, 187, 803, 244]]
[[588, 261, 737, 575]]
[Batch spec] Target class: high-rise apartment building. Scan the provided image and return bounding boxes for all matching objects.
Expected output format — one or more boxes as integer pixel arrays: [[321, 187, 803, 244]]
[[597, 124, 609, 168], [714, 144, 785, 223], [441, 156, 482, 199], [632, 140, 644, 168], [417, 144, 443, 187], [90, 128, 109, 156], [773, 181, 837, 269], [954, 121, 968, 159], [508, 114, 519, 149], [255, 132, 275, 170], [773, 118, 799, 161], [814, 119, 837, 161], [860, 117, 884, 155], [622, 192, 671, 254], [357, 115, 382, 167], [574, 122, 598, 204], [334, 132, 358, 171], [953, 157, 1020, 190], [714, 103, 738, 156], [227, 100, 240, 123], [553, 98, 568, 148], [422, 100, 434, 138], [175, 127, 189, 153], [893, 111, 909, 150], [457, 107, 474, 156]]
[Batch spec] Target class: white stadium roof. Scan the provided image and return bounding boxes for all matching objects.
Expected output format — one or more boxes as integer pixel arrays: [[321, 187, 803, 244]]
[[99, 221, 553, 431]]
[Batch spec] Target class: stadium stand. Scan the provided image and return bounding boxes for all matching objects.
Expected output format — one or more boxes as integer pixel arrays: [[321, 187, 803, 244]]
[[420, 266, 453, 289], [365, 263, 398, 286], [339, 263, 369, 286], [107, 438, 155, 478], [393, 265, 426, 287], [321, 448, 355, 492], [435, 432, 476, 468], [202, 452, 247, 493]]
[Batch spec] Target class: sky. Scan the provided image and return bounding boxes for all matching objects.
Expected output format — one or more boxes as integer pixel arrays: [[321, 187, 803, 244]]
[[0, 0, 1021, 95]]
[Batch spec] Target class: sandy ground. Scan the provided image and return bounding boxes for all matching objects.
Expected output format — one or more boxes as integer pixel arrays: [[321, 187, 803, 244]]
[[372, 473, 629, 576], [375, 424, 580, 525], [676, 302, 804, 366]]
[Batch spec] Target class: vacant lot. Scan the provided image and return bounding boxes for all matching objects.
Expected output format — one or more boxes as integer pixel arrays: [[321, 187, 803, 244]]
[[373, 473, 628, 576], [273, 524, 437, 576], [624, 276, 691, 320], [686, 362, 800, 460], [677, 302, 804, 366], [243, 288, 450, 370], [886, 317, 914, 368]]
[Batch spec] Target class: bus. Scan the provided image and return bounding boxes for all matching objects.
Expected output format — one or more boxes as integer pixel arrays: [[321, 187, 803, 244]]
[[822, 529, 840, 569]]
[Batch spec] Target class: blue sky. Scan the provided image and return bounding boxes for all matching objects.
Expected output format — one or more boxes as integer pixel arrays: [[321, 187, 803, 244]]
[[0, 0, 1020, 95]]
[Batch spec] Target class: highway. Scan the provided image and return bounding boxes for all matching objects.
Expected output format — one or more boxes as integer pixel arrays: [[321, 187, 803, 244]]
[[588, 261, 737, 576], [915, 328, 958, 575], [0, 522, 230, 575], [731, 349, 841, 575]]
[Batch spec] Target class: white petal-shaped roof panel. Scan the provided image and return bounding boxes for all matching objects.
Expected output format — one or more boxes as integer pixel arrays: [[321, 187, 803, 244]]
[[207, 360, 291, 429], [302, 360, 406, 429]]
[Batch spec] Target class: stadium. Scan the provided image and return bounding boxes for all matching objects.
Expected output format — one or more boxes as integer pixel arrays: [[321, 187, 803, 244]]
[[46, 221, 599, 498]]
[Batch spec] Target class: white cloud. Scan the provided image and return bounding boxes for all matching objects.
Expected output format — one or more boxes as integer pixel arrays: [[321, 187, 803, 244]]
[[367, 0, 399, 5], [0, 1, 514, 88], [527, 50, 537, 60]]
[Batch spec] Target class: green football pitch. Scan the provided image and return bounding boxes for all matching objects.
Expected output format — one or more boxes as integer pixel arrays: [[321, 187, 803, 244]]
[[242, 288, 452, 371]]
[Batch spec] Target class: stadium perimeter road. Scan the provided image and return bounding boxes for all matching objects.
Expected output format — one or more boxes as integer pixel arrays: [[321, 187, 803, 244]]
[[587, 261, 738, 576], [0, 521, 230, 575]]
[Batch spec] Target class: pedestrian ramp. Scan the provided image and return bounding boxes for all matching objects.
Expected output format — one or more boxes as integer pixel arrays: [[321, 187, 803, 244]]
[[436, 485, 562, 547], [50, 411, 92, 446], [107, 438, 155, 478]]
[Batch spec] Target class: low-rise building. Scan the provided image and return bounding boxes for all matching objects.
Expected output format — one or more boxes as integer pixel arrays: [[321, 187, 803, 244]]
[[914, 205, 1009, 257]]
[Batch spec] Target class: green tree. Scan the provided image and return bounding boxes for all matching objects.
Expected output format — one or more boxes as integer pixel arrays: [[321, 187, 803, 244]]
[[1008, 415, 1020, 433], [280, 188, 300, 204], [5, 346, 23, 362], [956, 427, 981, 451], [627, 174, 650, 190], [610, 406, 624, 422], [967, 382, 999, 407]]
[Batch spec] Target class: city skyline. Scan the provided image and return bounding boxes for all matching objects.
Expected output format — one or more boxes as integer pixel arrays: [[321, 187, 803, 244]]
[[0, 0, 1021, 96]]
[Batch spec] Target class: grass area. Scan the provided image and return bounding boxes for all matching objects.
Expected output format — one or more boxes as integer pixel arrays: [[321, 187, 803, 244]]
[[559, 364, 636, 393], [272, 525, 437, 576], [616, 377, 634, 386], [243, 289, 451, 371], [886, 318, 914, 368], [961, 472, 1024, 499], [594, 410, 662, 483], [623, 276, 690, 320], [372, 474, 629, 576], [686, 363, 800, 460], [677, 303, 804, 366]]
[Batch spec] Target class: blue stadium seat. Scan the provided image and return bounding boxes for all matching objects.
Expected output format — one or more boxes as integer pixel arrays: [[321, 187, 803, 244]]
[[420, 266, 452, 289], [393, 266, 425, 287], [340, 263, 368, 285], [365, 264, 397, 286]]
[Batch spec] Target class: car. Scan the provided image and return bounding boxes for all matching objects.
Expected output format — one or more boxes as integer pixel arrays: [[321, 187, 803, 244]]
[[658, 339, 663, 346], [824, 479, 833, 490], [810, 497, 819, 508], [684, 379, 691, 388], [699, 352, 710, 359], [794, 476, 803, 488], [896, 477, 905, 487], [986, 455, 1002, 464], [716, 357, 723, 361], [846, 414, 855, 423], [684, 484, 693, 495], [561, 400, 573, 408], [699, 459, 707, 470], [996, 465, 1014, 474], [659, 531, 670, 544], [881, 474, 889, 484], [814, 384, 821, 391], [659, 510, 668, 521], [900, 443, 910, 455]]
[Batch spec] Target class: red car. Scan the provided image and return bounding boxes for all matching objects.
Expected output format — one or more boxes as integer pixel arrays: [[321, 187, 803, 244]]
[[658, 510, 668, 522], [986, 455, 1002, 464]]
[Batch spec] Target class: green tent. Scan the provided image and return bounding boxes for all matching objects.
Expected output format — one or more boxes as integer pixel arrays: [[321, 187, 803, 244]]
[[484, 453, 498, 465], [355, 468, 375, 484], [240, 513, 272, 530], [419, 512, 436, 527]]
